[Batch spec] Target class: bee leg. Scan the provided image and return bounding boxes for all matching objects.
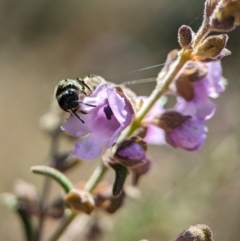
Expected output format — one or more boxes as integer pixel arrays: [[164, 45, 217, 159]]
[[77, 78, 92, 92]]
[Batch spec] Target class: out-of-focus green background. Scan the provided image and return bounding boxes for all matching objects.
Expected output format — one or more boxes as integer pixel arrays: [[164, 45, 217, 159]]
[[1, 0, 240, 240]]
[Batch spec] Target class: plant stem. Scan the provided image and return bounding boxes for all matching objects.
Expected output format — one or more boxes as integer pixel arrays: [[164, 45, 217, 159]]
[[36, 132, 60, 241], [193, 20, 210, 48], [48, 162, 108, 241], [119, 50, 190, 140]]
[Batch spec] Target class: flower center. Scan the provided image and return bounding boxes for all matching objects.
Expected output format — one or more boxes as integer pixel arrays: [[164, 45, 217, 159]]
[[104, 105, 113, 120]]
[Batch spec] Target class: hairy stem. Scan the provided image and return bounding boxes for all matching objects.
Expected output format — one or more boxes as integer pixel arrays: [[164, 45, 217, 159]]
[[193, 19, 211, 48]]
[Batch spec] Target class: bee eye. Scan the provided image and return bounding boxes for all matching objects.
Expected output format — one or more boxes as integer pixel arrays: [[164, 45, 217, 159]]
[[59, 89, 79, 111]]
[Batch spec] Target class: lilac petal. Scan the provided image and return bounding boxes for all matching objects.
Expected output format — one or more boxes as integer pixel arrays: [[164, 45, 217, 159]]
[[206, 61, 224, 98], [108, 88, 134, 146], [144, 124, 166, 145], [108, 86, 127, 125], [117, 142, 146, 162], [62, 115, 91, 137], [86, 101, 120, 140], [166, 118, 207, 151], [71, 134, 105, 160], [175, 96, 216, 120]]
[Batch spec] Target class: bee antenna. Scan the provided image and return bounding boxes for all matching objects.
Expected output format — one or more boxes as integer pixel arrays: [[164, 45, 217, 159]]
[[75, 100, 96, 107], [70, 110, 85, 123]]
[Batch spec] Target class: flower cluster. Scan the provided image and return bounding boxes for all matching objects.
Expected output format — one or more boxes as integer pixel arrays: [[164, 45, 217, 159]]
[[62, 59, 224, 161], [144, 60, 225, 151]]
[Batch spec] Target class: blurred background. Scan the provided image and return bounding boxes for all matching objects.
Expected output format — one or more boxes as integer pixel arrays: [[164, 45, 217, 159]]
[[0, 0, 240, 240]]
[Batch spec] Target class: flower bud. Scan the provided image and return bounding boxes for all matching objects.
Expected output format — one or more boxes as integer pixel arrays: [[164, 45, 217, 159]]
[[151, 111, 191, 132], [93, 182, 126, 214], [174, 224, 213, 241], [204, 0, 221, 19], [178, 25, 194, 49], [210, 0, 240, 31], [113, 137, 147, 167], [64, 189, 95, 214], [192, 34, 230, 61]]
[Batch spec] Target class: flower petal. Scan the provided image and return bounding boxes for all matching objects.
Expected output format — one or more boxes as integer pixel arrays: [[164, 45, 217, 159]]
[[166, 118, 207, 151], [71, 134, 105, 160]]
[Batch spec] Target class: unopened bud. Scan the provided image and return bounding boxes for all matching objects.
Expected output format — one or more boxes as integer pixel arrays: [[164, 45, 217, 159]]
[[192, 34, 230, 61], [204, 0, 221, 19], [178, 25, 194, 49], [210, 0, 240, 31], [174, 224, 213, 241], [114, 137, 147, 167], [64, 189, 95, 214]]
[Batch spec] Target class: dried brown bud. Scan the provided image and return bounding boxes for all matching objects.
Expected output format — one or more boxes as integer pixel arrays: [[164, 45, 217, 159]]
[[174, 224, 213, 241], [192, 34, 230, 61], [210, 0, 240, 31], [156, 111, 191, 131], [178, 25, 194, 49], [93, 182, 126, 214], [64, 189, 95, 214]]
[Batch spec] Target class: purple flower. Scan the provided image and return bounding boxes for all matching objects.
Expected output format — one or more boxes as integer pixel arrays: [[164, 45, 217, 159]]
[[141, 97, 207, 151], [139, 97, 166, 146], [62, 83, 134, 160], [176, 61, 224, 120], [165, 117, 207, 151]]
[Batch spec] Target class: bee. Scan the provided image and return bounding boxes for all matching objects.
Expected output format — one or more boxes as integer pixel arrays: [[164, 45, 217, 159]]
[[55, 75, 106, 123]]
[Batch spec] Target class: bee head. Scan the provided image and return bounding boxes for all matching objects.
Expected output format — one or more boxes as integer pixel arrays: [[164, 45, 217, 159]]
[[58, 89, 79, 112]]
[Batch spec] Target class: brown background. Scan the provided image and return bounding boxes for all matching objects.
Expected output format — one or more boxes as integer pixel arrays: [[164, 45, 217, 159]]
[[1, 0, 240, 240]]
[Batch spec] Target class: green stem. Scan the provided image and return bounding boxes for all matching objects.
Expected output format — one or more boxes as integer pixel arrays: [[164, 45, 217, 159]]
[[119, 51, 189, 140], [48, 210, 77, 241], [47, 162, 108, 241], [47, 17, 211, 240], [31, 166, 73, 193]]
